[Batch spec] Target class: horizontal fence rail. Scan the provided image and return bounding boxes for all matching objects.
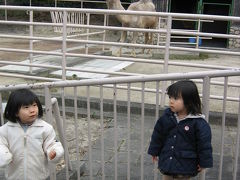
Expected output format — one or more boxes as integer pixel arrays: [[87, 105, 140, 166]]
[[0, 5, 240, 109], [0, 69, 239, 90]]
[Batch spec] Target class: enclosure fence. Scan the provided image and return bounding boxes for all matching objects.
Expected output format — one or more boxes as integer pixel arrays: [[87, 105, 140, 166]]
[[0, 69, 240, 180], [0, 5, 239, 108]]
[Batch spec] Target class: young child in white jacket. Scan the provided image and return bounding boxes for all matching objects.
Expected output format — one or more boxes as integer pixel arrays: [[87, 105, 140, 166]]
[[0, 89, 64, 180]]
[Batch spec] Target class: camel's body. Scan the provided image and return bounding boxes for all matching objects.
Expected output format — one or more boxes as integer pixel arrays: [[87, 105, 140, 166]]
[[106, 0, 158, 56]]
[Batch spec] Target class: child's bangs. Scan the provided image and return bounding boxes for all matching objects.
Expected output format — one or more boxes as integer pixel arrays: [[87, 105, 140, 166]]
[[18, 93, 37, 106], [167, 84, 181, 99]]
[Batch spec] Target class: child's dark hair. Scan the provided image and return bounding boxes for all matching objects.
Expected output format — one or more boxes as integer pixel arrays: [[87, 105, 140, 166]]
[[167, 80, 202, 115], [4, 89, 43, 123]]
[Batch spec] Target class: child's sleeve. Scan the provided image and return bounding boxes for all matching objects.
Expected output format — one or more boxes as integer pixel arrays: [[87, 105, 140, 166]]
[[0, 135, 13, 167], [43, 125, 64, 163], [196, 120, 213, 168], [148, 118, 164, 156]]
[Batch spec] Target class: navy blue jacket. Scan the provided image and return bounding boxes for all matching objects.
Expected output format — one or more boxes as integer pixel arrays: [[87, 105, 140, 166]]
[[148, 108, 213, 176]]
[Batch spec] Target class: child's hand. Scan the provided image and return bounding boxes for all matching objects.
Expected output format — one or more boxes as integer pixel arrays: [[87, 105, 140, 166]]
[[197, 165, 205, 172], [152, 156, 158, 162], [48, 150, 56, 160]]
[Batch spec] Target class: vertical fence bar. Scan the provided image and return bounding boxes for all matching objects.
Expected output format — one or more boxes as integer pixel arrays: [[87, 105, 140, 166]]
[[100, 85, 105, 180], [157, 17, 161, 46], [0, 93, 3, 126], [86, 13, 90, 54], [127, 83, 131, 180], [74, 87, 81, 180], [51, 98, 65, 157], [233, 95, 240, 180], [141, 82, 145, 180], [196, 19, 201, 49], [44, 86, 56, 180], [57, 11, 62, 33], [87, 86, 93, 180], [154, 81, 160, 180], [218, 77, 228, 180], [62, 11, 67, 80], [113, 84, 118, 180], [44, 86, 53, 127], [80, 0, 84, 25], [200, 76, 210, 180], [61, 87, 71, 179], [160, 15, 172, 107], [29, 10, 33, 74], [59, 12, 63, 33], [202, 77, 210, 122], [102, 14, 107, 51], [4, 0, 7, 21], [70, 12, 74, 34], [51, 97, 72, 179]]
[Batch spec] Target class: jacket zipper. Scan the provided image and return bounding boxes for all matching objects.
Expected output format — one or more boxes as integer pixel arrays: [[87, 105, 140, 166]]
[[24, 134, 27, 180]]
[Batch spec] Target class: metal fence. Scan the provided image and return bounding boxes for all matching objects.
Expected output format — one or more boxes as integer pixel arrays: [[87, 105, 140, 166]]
[[0, 5, 239, 108], [0, 69, 239, 180]]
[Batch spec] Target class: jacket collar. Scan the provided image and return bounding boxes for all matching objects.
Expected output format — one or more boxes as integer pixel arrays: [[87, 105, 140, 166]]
[[165, 107, 205, 123], [7, 118, 44, 127], [174, 113, 205, 122]]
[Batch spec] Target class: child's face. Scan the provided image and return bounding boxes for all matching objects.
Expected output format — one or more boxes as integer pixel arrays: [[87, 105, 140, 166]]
[[169, 95, 187, 116], [17, 102, 39, 124]]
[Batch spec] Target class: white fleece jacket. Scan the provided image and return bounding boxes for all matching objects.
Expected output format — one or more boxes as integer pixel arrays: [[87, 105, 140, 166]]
[[0, 119, 64, 180]]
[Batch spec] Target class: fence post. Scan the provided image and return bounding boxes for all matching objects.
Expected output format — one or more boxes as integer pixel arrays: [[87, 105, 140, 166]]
[[196, 19, 201, 49], [4, 0, 7, 21], [154, 81, 160, 180], [44, 86, 56, 180], [86, 85, 93, 180], [127, 83, 131, 180], [100, 85, 105, 180], [29, 10, 33, 74], [233, 95, 240, 180], [85, 13, 90, 55], [200, 76, 210, 180], [157, 16, 161, 46], [160, 15, 172, 107], [102, 14, 107, 51], [73, 87, 81, 179], [113, 84, 118, 180], [62, 10, 67, 80], [141, 82, 145, 180], [218, 77, 228, 180]]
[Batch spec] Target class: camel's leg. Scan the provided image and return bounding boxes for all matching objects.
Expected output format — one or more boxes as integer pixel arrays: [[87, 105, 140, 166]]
[[131, 31, 138, 57], [142, 32, 149, 54], [117, 30, 127, 56], [146, 32, 153, 55]]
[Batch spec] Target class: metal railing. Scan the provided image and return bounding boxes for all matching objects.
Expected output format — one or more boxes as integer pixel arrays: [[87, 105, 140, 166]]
[[0, 69, 239, 180], [0, 6, 239, 108]]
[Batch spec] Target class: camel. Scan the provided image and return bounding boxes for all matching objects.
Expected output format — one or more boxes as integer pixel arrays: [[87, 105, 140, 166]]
[[106, 0, 158, 56]]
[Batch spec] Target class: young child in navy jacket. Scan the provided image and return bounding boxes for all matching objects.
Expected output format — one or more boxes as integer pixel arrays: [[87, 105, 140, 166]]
[[148, 80, 213, 180]]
